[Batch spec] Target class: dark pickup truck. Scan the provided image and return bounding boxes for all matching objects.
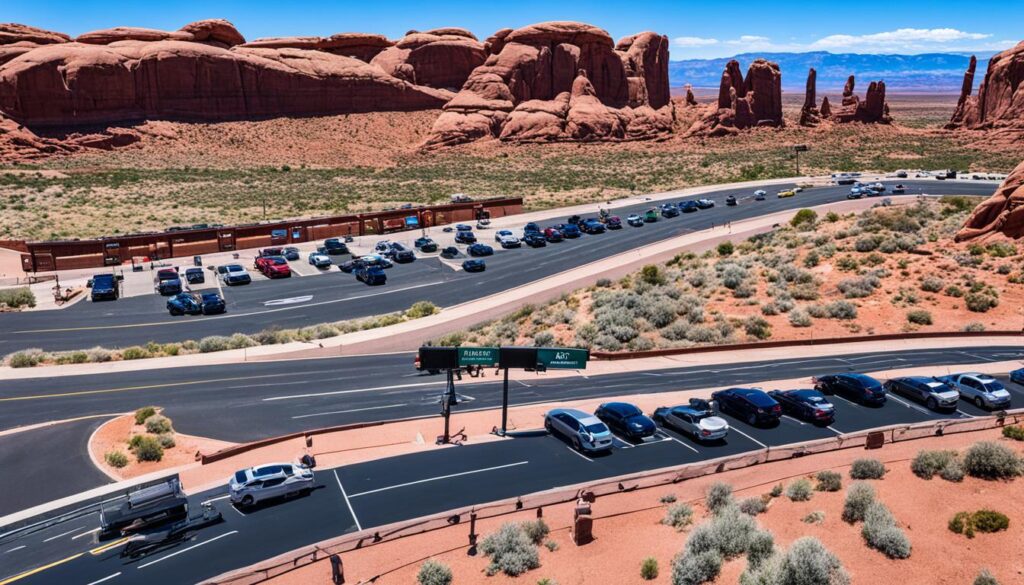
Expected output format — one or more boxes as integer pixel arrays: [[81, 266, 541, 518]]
[[89, 274, 120, 302], [100, 477, 189, 538]]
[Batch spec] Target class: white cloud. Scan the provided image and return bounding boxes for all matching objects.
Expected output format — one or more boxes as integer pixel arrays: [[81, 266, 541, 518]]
[[811, 28, 991, 50], [728, 35, 771, 44], [673, 36, 719, 47]]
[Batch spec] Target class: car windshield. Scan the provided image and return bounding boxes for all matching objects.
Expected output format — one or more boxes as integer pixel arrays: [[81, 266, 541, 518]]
[[226, 265, 243, 272], [585, 422, 608, 434], [233, 470, 247, 484], [983, 381, 1005, 392], [616, 404, 641, 417], [271, 258, 287, 265]]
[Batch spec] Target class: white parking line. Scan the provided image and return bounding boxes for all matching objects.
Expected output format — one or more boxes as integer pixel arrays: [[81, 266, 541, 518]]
[[264, 381, 443, 401], [42, 526, 87, 542], [640, 372, 664, 377], [729, 427, 768, 448], [826, 425, 844, 435], [886, 394, 930, 414], [86, 572, 122, 585], [781, 415, 806, 426], [609, 433, 634, 448], [564, 446, 594, 462], [292, 403, 408, 419], [72, 528, 101, 540], [665, 434, 700, 453], [956, 409, 976, 418], [349, 461, 530, 497], [4, 545, 26, 553], [515, 380, 531, 388], [136, 531, 238, 569], [333, 470, 363, 531], [959, 351, 994, 362], [831, 395, 862, 409], [200, 495, 231, 505]]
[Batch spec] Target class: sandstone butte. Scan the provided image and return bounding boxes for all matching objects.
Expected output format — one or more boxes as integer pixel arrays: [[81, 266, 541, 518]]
[[948, 41, 1024, 132], [798, 68, 891, 126], [0, 19, 675, 157], [956, 157, 1024, 242], [685, 58, 783, 137]]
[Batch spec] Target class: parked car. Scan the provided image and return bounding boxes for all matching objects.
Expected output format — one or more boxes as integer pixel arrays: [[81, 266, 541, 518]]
[[389, 243, 416, 263], [361, 254, 393, 268], [374, 240, 392, 254], [167, 291, 226, 316], [725, 195, 737, 206], [156, 269, 182, 296], [604, 216, 622, 229], [1011, 368, 1024, 386], [869, 182, 886, 193], [523, 222, 542, 235], [476, 218, 491, 229], [777, 189, 796, 198], [414, 237, 438, 253], [660, 203, 680, 218], [643, 208, 659, 222], [523, 233, 547, 247], [767, 389, 835, 424], [323, 238, 348, 255], [282, 247, 301, 261], [711, 388, 782, 426], [229, 463, 315, 507], [89, 273, 120, 302], [221, 264, 252, 286], [626, 214, 644, 227], [258, 247, 284, 258], [557, 223, 581, 238], [884, 376, 960, 411], [895, 170, 908, 178], [594, 402, 656, 441], [754, 190, 767, 201], [100, 477, 187, 537], [455, 224, 473, 232], [567, 215, 584, 226], [544, 227, 564, 242], [892, 184, 906, 194], [338, 258, 364, 273], [462, 259, 486, 272], [653, 399, 729, 442], [580, 219, 606, 234], [696, 198, 715, 209], [678, 200, 700, 213], [308, 252, 332, 268], [544, 408, 613, 453], [495, 230, 521, 248], [440, 246, 460, 259], [939, 372, 1012, 410], [454, 230, 477, 244], [355, 265, 387, 285], [255, 255, 292, 278], [813, 373, 886, 406], [184, 267, 205, 284], [468, 243, 494, 257], [848, 188, 865, 199]]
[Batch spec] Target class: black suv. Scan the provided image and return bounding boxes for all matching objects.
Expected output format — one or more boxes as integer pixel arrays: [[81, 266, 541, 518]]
[[711, 388, 782, 426], [323, 238, 349, 255], [814, 373, 887, 406]]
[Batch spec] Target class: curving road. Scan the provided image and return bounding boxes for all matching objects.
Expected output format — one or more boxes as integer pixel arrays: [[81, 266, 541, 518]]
[[0, 180, 997, 352]]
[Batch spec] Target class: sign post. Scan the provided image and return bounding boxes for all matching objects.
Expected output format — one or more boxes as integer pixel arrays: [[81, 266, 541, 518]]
[[793, 144, 809, 176]]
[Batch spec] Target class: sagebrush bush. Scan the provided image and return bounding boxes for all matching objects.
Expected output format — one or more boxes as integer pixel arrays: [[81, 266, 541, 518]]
[[671, 550, 722, 585], [144, 414, 172, 434], [521, 519, 549, 545], [788, 308, 812, 327], [949, 510, 1010, 538], [849, 459, 886, 480], [842, 483, 875, 523], [416, 559, 452, 585], [198, 335, 231, 353], [746, 530, 775, 569], [769, 484, 783, 498], [740, 537, 850, 585], [785, 479, 813, 502], [739, 497, 767, 516], [906, 310, 933, 325], [663, 502, 695, 530], [0, 287, 35, 309], [641, 557, 659, 580], [744, 316, 772, 340], [910, 449, 960, 480], [962, 441, 1022, 480], [965, 292, 999, 313], [1002, 425, 1024, 441], [131, 435, 164, 462], [803, 511, 826, 525], [660, 493, 678, 504], [406, 301, 439, 319], [919, 277, 944, 292], [480, 522, 540, 577], [705, 482, 734, 515], [134, 406, 157, 425], [815, 471, 842, 492], [105, 450, 128, 468], [825, 301, 858, 320], [973, 569, 999, 585], [861, 503, 911, 559]]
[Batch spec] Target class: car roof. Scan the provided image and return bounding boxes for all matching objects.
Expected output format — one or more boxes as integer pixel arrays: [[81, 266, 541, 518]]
[[552, 407, 598, 422], [724, 387, 775, 405], [225, 264, 244, 271], [842, 373, 880, 384], [249, 463, 294, 478], [601, 402, 642, 415]]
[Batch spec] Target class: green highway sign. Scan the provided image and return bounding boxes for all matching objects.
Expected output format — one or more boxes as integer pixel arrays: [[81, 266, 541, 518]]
[[537, 348, 589, 370], [457, 346, 499, 366]]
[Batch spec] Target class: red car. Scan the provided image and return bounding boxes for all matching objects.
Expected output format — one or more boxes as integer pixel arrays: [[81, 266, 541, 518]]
[[254, 255, 292, 278]]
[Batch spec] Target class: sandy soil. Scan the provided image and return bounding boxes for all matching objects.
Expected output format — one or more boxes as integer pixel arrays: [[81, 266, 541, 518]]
[[261, 427, 1024, 585], [88, 413, 232, 480]]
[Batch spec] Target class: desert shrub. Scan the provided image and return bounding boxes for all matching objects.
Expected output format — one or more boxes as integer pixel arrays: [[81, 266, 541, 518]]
[[417, 559, 452, 585], [861, 503, 911, 559], [521, 519, 549, 545], [705, 505, 757, 558], [962, 441, 1023, 480], [717, 241, 735, 256], [962, 321, 986, 332], [965, 292, 999, 312], [120, 346, 150, 360], [739, 497, 767, 516], [131, 435, 164, 462], [705, 482, 734, 515], [949, 510, 1010, 538], [911, 449, 960, 479], [837, 276, 879, 298], [744, 316, 772, 340], [786, 479, 813, 502], [134, 406, 157, 425], [663, 502, 695, 530], [788, 308, 812, 327], [835, 256, 859, 271], [641, 557, 659, 580], [1002, 426, 1024, 441], [595, 278, 612, 288], [974, 569, 999, 585], [849, 458, 886, 480], [660, 493, 678, 504], [791, 209, 817, 227], [770, 484, 783, 498], [746, 530, 775, 569], [641, 264, 667, 285], [944, 284, 964, 297], [157, 433, 176, 448], [906, 310, 932, 325], [803, 250, 820, 268], [803, 511, 826, 525], [144, 414, 172, 434], [671, 550, 722, 585], [405, 301, 439, 319], [986, 242, 1017, 257], [198, 335, 231, 353], [919, 277, 944, 292], [8, 349, 45, 368], [544, 540, 558, 552], [842, 482, 876, 523], [815, 471, 842, 492], [854, 236, 880, 252], [480, 522, 541, 577], [105, 450, 128, 468], [825, 301, 857, 320], [645, 298, 679, 328], [0, 287, 35, 309], [720, 264, 748, 290], [533, 331, 555, 346], [740, 537, 850, 585], [790, 283, 820, 301]]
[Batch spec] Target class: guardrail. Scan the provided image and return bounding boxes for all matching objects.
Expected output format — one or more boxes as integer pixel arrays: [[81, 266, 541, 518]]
[[590, 330, 1023, 360], [202, 409, 1023, 585]]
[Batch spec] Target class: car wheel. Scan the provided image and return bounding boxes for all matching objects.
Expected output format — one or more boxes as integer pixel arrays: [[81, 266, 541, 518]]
[[571, 437, 581, 451], [975, 396, 985, 409], [747, 413, 757, 426], [926, 397, 937, 411], [544, 418, 552, 433], [240, 495, 254, 507]]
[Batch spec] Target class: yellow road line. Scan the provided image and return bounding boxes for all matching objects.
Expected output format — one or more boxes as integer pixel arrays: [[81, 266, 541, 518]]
[[89, 536, 129, 555], [0, 552, 82, 584]]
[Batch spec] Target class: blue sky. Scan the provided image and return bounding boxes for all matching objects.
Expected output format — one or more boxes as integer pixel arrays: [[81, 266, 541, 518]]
[[7, 0, 1022, 59]]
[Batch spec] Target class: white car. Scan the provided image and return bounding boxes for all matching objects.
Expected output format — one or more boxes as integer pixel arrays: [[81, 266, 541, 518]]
[[308, 252, 332, 268], [220, 264, 251, 286], [544, 408, 613, 453], [495, 230, 521, 248], [229, 463, 314, 507], [653, 402, 729, 442], [753, 190, 767, 201], [940, 373, 1012, 410]]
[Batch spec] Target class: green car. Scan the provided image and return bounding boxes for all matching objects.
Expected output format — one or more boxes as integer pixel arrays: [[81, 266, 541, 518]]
[[643, 209, 659, 223]]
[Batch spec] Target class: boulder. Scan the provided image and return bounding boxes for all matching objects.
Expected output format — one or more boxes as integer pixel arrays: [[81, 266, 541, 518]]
[[75, 27, 193, 45], [955, 158, 1024, 241], [0, 23, 70, 45], [685, 85, 697, 106], [948, 42, 1024, 131], [178, 19, 245, 47], [422, 21, 672, 147], [242, 33, 393, 61]]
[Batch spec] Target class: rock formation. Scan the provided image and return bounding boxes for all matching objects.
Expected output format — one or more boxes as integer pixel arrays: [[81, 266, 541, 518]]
[[370, 28, 486, 90], [421, 22, 673, 147], [825, 75, 891, 124], [0, 23, 71, 66], [687, 58, 783, 136], [948, 42, 1024, 131], [684, 85, 698, 106], [240, 33, 393, 62], [956, 158, 1024, 242], [820, 96, 832, 118], [798, 67, 821, 126]]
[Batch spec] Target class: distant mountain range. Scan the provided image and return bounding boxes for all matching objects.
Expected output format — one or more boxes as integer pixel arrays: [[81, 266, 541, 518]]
[[669, 51, 995, 92]]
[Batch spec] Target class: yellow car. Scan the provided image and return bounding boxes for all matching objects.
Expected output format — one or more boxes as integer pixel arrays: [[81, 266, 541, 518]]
[[777, 189, 796, 198]]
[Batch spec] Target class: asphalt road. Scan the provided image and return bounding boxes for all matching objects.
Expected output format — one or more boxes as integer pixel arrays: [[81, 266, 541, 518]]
[[4, 350, 1024, 585], [0, 180, 997, 352]]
